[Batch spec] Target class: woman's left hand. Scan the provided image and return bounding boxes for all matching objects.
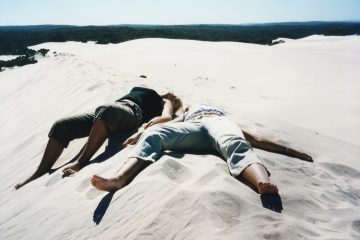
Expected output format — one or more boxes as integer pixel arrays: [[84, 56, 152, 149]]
[[295, 152, 313, 162], [143, 121, 155, 129], [122, 131, 143, 147], [143, 117, 166, 129]]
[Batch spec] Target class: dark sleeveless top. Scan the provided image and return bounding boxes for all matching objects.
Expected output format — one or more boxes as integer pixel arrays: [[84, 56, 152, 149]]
[[117, 87, 163, 122]]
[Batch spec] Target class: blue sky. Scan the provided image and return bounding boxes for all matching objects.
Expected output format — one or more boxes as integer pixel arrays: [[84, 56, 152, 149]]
[[1, 0, 360, 26]]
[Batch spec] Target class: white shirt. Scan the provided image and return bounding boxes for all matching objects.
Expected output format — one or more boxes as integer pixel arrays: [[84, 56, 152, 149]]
[[183, 104, 225, 122]]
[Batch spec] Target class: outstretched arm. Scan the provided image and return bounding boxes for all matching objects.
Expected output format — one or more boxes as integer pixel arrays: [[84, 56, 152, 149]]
[[242, 130, 313, 162], [142, 99, 174, 129], [122, 101, 184, 147]]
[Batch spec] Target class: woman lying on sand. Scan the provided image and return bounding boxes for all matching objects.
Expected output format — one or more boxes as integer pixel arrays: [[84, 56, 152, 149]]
[[92, 104, 313, 195], [15, 87, 182, 189]]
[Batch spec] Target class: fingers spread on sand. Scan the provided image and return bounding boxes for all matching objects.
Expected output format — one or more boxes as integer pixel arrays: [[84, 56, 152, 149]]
[[62, 162, 85, 176]]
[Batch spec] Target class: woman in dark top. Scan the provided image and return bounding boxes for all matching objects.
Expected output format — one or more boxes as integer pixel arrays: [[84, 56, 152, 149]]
[[15, 87, 182, 189]]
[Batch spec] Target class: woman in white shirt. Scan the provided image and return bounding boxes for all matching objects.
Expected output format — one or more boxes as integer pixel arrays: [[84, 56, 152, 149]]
[[92, 104, 313, 195]]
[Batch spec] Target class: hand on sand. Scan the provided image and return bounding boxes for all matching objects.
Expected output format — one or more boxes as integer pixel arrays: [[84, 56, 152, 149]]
[[62, 162, 85, 176], [142, 121, 155, 129], [296, 152, 313, 162], [122, 131, 143, 148]]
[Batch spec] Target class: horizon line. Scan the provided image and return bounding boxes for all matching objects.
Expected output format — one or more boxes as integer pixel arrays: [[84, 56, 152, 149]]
[[1, 20, 360, 27]]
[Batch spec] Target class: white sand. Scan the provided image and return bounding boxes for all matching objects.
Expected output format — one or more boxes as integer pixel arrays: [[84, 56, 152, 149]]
[[0, 36, 359, 240]]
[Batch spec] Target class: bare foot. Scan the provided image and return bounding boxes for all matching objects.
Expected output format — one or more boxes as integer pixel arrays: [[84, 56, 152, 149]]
[[258, 182, 278, 195], [91, 175, 125, 192], [62, 161, 86, 176]]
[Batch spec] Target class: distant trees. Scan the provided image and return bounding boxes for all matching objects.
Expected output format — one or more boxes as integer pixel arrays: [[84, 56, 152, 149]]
[[1, 22, 360, 56], [1, 22, 360, 71], [37, 48, 49, 56], [0, 48, 49, 72]]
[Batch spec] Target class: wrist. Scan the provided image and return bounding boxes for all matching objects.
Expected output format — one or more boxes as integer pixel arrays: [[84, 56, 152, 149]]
[[284, 147, 289, 155]]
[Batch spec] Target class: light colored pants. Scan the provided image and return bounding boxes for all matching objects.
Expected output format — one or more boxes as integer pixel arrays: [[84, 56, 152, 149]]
[[131, 116, 267, 177]]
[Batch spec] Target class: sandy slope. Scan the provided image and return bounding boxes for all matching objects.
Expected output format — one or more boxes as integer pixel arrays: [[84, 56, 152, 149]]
[[0, 36, 359, 240]]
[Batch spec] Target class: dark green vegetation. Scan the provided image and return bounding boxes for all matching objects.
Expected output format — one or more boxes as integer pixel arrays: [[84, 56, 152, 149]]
[[1, 22, 359, 71], [0, 48, 49, 72]]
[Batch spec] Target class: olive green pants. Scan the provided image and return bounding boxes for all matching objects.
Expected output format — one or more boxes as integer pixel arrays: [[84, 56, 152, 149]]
[[48, 101, 143, 148]]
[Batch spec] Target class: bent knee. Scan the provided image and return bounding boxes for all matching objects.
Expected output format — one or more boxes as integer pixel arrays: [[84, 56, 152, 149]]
[[142, 129, 163, 141], [140, 128, 166, 145], [95, 105, 117, 119], [48, 118, 72, 147], [50, 118, 70, 135], [95, 104, 136, 132], [221, 137, 252, 153]]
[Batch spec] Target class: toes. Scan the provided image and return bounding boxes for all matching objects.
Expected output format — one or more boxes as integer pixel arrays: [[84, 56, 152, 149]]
[[258, 182, 279, 195], [91, 176, 101, 184], [92, 175, 101, 179], [91, 176, 106, 188], [258, 182, 268, 188], [93, 175, 106, 181], [91, 180, 96, 186]]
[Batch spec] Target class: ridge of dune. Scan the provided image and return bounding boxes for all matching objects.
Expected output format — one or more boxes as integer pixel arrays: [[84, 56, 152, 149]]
[[29, 36, 360, 145], [1, 36, 359, 240]]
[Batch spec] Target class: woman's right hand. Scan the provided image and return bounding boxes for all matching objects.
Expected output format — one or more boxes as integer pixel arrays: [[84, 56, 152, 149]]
[[142, 120, 156, 129], [122, 131, 143, 147], [294, 151, 313, 162]]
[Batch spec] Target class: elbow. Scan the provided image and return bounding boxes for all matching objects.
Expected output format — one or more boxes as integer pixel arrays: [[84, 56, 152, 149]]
[[248, 135, 262, 148], [254, 136, 263, 143], [161, 115, 172, 122]]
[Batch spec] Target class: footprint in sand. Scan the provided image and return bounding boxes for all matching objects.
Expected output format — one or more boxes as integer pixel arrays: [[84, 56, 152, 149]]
[[318, 170, 333, 179], [198, 191, 242, 227], [45, 173, 63, 187], [76, 178, 92, 192], [188, 169, 220, 190], [86, 188, 104, 200], [335, 186, 360, 205], [161, 159, 191, 184], [320, 163, 360, 178], [86, 84, 100, 92], [352, 220, 360, 234]]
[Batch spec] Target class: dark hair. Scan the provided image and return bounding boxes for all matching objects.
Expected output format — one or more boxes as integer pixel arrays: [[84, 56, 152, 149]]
[[161, 92, 183, 112]]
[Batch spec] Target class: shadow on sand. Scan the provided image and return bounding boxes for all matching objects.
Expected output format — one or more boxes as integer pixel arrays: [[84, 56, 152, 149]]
[[260, 194, 283, 213], [237, 176, 283, 213], [165, 152, 283, 212], [48, 129, 137, 175], [93, 192, 115, 225], [91, 150, 282, 225]]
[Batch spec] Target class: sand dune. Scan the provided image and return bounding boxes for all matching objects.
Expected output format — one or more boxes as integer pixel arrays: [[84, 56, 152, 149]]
[[1, 36, 359, 239]]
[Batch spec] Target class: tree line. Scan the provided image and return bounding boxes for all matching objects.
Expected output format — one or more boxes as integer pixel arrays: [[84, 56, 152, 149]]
[[1, 22, 359, 70]]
